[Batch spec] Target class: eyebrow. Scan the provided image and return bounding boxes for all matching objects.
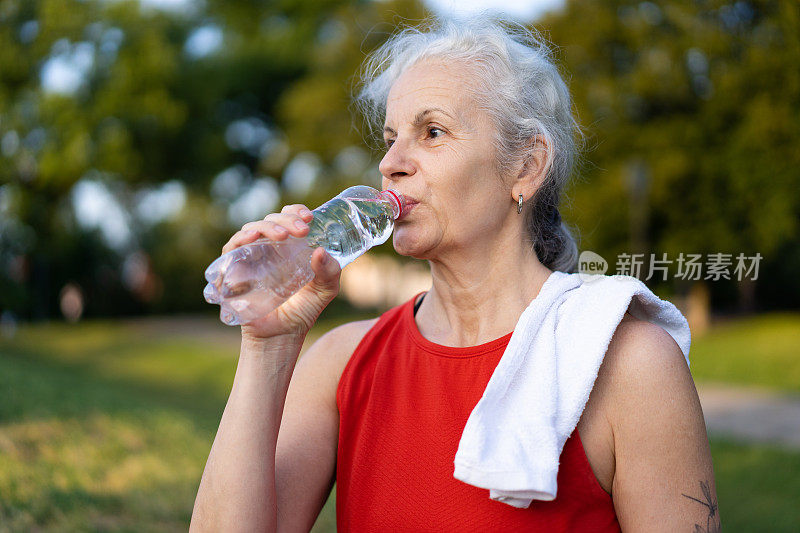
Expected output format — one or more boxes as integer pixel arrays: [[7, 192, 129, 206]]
[[383, 107, 454, 136]]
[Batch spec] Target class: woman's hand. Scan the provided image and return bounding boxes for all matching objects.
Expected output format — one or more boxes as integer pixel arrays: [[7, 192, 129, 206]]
[[221, 204, 342, 343]]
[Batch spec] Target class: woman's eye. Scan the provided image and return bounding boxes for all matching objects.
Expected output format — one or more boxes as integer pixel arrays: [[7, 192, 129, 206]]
[[384, 139, 395, 148], [428, 127, 444, 138]]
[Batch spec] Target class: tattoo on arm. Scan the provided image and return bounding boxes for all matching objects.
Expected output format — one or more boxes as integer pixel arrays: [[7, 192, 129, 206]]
[[681, 480, 720, 533]]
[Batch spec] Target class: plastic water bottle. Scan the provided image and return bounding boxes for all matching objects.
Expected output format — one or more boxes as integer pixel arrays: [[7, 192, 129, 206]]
[[203, 185, 406, 326]]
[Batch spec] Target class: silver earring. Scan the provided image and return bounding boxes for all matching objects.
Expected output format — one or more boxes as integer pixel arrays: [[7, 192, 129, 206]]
[[517, 194, 523, 214]]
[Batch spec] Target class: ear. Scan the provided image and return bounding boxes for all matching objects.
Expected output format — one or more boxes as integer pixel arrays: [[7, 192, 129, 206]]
[[511, 135, 550, 203]]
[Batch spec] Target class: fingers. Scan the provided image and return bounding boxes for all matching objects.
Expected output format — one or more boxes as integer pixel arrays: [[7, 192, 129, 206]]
[[306, 247, 342, 299], [221, 229, 262, 255], [221, 205, 313, 254], [242, 206, 313, 236], [281, 204, 314, 219]]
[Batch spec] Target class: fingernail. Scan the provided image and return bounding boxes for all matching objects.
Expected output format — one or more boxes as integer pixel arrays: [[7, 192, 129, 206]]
[[300, 208, 312, 217], [294, 220, 307, 229]]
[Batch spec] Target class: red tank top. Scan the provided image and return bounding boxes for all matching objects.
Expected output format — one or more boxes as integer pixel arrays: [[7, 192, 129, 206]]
[[336, 292, 621, 532]]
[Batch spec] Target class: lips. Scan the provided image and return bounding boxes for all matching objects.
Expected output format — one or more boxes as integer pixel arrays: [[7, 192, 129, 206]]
[[385, 191, 419, 219], [398, 195, 419, 218]]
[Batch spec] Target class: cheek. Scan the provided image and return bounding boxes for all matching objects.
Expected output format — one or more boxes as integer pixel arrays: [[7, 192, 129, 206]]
[[443, 180, 497, 216], [445, 147, 499, 191], [443, 184, 507, 234]]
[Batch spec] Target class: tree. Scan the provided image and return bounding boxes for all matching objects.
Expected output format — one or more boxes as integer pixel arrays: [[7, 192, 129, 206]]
[[542, 0, 800, 308], [0, 0, 429, 318]]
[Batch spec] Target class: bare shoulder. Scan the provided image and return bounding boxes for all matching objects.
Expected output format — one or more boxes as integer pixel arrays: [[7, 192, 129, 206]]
[[311, 318, 380, 356], [598, 311, 699, 431], [588, 312, 693, 423], [600, 312, 691, 392], [297, 317, 380, 384]]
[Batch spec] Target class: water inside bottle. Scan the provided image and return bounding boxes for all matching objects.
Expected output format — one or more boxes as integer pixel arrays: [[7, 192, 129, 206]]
[[306, 196, 395, 268]]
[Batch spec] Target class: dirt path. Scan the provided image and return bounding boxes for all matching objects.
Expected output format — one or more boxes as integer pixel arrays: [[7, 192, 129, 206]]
[[698, 384, 800, 449], [116, 314, 333, 355]]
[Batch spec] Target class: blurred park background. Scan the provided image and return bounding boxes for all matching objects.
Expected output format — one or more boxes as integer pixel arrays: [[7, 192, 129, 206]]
[[1, 0, 799, 530]]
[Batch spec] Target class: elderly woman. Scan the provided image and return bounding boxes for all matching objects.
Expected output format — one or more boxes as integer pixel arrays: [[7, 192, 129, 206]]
[[191, 17, 717, 532]]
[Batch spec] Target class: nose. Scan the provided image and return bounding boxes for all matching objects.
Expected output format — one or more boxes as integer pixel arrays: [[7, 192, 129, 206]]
[[379, 138, 416, 185]]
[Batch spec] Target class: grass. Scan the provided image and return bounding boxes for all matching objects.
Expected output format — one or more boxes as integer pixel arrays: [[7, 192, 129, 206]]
[[0, 312, 798, 530], [689, 313, 800, 393], [711, 439, 800, 531], [0, 322, 232, 531]]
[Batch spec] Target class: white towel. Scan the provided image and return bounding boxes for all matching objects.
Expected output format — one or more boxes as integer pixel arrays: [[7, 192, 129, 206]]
[[452, 271, 692, 508]]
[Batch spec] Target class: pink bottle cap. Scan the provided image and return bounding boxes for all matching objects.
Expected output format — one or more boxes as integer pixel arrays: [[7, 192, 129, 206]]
[[382, 189, 405, 219]]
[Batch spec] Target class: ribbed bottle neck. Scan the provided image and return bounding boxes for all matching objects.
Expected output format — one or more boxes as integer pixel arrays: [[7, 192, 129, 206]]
[[380, 189, 404, 219]]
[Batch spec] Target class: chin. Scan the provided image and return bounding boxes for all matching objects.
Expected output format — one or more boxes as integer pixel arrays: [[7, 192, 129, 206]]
[[391, 231, 432, 259]]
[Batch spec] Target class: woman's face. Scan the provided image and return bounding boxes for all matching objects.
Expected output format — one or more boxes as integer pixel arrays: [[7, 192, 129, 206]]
[[380, 59, 512, 260]]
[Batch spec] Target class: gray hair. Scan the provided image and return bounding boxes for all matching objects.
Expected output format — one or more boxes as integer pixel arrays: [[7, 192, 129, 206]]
[[354, 15, 581, 272]]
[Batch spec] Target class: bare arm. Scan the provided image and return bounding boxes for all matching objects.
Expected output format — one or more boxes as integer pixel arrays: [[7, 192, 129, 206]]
[[275, 319, 377, 532], [190, 334, 305, 532], [607, 318, 719, 531]]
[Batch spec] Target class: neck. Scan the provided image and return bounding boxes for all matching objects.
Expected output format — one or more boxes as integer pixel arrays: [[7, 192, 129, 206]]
[[415, 234, 552, 348]]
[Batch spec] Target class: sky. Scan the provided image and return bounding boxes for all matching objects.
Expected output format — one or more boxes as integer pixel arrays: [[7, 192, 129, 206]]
[[137, 0, 565, 22], [423, 0, 564, 21]]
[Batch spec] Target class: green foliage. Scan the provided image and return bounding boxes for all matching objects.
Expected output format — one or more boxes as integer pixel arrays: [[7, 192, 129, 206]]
[[544, 0, 800, 302], [1, 0, 798, 318], [0, 0, 431, 319]]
